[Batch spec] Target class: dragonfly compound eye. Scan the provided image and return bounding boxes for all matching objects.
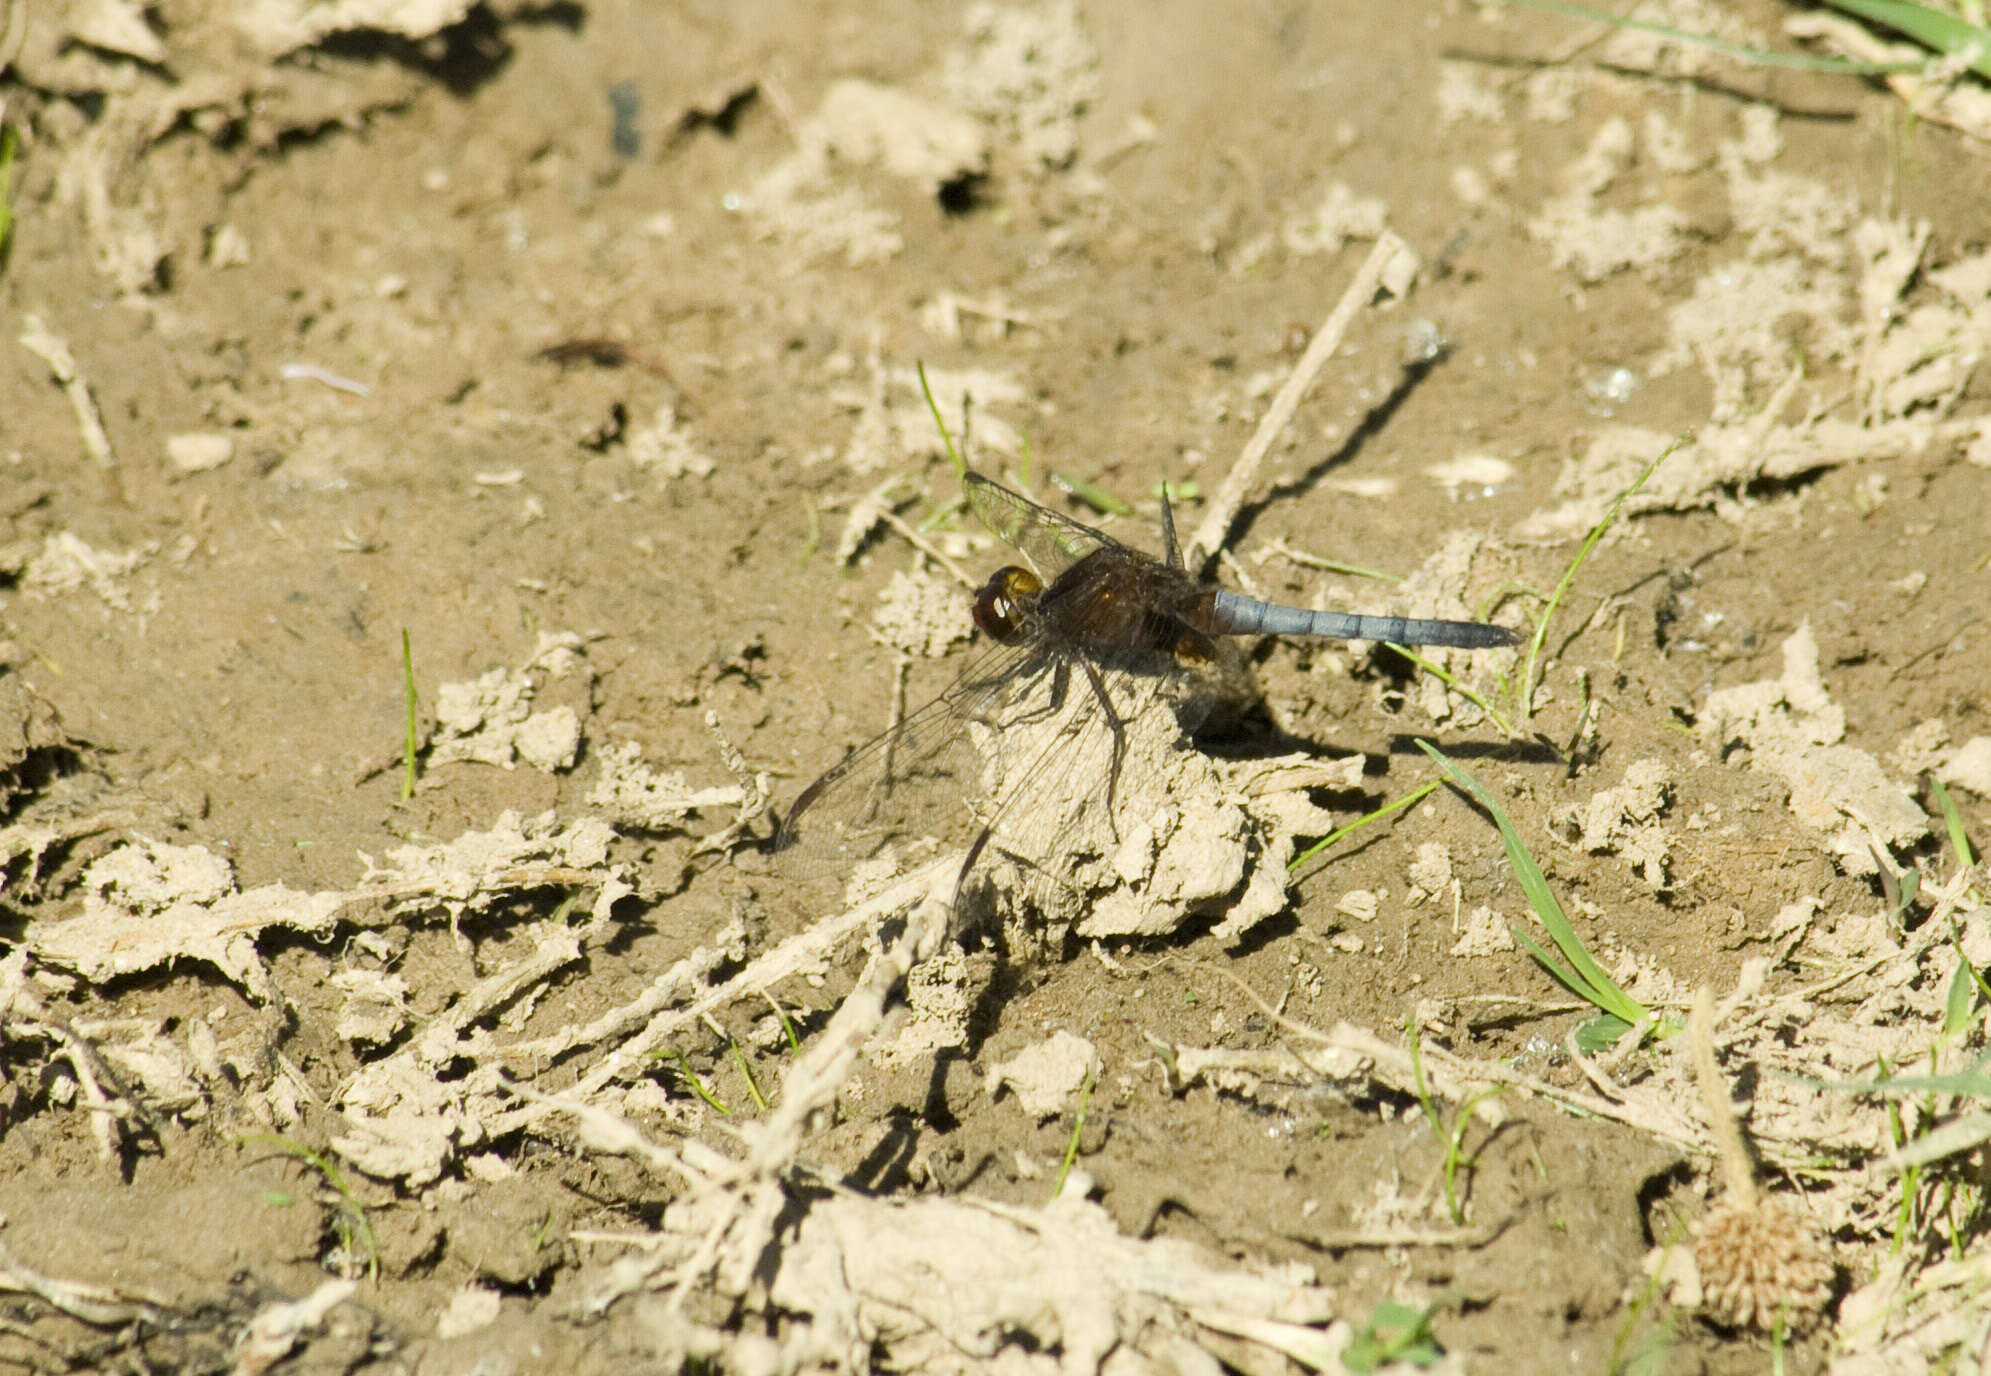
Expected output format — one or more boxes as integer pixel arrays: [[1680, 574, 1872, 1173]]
[[972, 565, 1041, 644]]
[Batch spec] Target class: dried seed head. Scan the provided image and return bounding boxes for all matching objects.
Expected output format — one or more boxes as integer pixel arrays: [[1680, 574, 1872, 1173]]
[[1692, 1195, 1834, 1333]]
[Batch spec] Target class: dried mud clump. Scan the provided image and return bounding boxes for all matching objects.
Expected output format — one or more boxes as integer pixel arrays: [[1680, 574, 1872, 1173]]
[[1692, 1195, 1835, 1333]]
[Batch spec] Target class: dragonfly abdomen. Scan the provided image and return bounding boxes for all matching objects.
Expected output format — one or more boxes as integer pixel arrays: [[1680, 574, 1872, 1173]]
[[1208, 590, 1515, 649]]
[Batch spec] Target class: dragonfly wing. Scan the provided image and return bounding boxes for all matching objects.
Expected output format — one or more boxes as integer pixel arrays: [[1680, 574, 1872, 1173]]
[[963, 472, 1122, 580], [955, 638, 1203, 935], [779, 638, 1041, 875]]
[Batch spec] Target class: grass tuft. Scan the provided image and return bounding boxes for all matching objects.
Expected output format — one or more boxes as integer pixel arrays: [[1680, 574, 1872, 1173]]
[[1516, 435, 1683, 726], [1417, 739, 1661, 1050], [237, 1133, 380, 1281]]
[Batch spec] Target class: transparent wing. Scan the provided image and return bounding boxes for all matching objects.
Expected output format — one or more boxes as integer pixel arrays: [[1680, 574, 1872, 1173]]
[[780, 629, 1206, 933], [778, 637, 1046, 877], [963, 472, 1129, 580], [953, 637, 1201, 935]]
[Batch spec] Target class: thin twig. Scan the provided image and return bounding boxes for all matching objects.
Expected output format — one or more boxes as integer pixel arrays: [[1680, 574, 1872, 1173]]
[[1185, 232, 1416, 572], [1690, 989, 1759, 1204]]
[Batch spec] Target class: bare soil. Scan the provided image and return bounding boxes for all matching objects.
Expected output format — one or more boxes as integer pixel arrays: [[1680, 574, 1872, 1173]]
[[4, 2, 1991, 1372]]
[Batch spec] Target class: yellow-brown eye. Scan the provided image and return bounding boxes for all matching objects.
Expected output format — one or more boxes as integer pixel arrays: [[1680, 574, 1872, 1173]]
[[972, 566, 1042, 644]]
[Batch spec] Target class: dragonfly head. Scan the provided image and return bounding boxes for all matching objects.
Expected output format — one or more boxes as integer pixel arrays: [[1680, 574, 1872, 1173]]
[[972, 565, 1042, 645]]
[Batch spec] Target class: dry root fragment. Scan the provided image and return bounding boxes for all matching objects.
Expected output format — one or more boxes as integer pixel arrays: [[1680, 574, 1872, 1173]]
[[1692, 1194, 1834, 1333]]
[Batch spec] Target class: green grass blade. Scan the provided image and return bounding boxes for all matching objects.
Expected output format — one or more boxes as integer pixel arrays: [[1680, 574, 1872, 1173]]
[[1275, 544, 1403, 582], [1930, 774, 1977, 868], [661, 1048, 731, 1115], [1824, 0, 1991, 78], [400, 629, 418, 802], [0, 124, 17, 276], [1519, 435, 1683, 722], [1417, 740, 1647, 1028], [917, 361, 965, 478], [729, 1039, 769, 1111], [1508, 923, 1596, 1005], [1048, 470, 1132, 516], [1944, 958, 1977, 1037], [1290, 778, 1442, 872], [1049, 1068, 1095, 1200], [1494, 0, 1926, 73], [1574, 1013, 1636, 1055]]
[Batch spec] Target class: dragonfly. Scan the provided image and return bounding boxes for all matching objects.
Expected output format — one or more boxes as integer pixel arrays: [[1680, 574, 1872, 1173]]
[[780, 469, 1516, 935]]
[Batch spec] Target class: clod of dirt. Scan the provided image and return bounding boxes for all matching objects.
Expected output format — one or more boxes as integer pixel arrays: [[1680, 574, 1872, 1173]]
[[165, 432, 235, 473], [588, 740, 756, 834], [1528, 117, 1688, 283], [330, 969, 412, 1047], [1940, 737, 1991, 797], [1450, 905, 1516, 958], [987, 1029, 1097, 1118], [19, 531, 152, 612], [430, 669, 580, 772], [1699, 621, 1926, 876], [624, 403, 715, 482], [435, 1283, 503, 1340], [873, 942, 974, 1069], [737, 80, 987, 269], [1569, 758, 1675, 891], [31, 840, 345, 999], [763, 1189, 1343, 1372], [943, 0, 1098, 173], [440, 1176, 568, 1289]]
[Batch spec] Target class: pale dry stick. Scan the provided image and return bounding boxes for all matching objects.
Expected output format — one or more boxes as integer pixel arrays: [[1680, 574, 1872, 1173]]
[[1563, 1029, 1631, 1105], [501, 1077, 714, 1189], [497, 921, 741, 1065], [0, 955, 140, 1162], [1300, 1220, 1507, 1250], [1184, 231, 1418, 574], [32, 1015, 128, 1162], [878, 507, 981, 589], [485, 858, 958, 1138], [663, 873, 952, 1312], [693, 709, 771, 856], [18, 314, 116, 473], [1690, 990, 1758, 1204], [412, 919, 591, 1067], [1192, 963, 1706, 1150], [744, 878, 949, 1174], [0, 1241, 169, 1328]]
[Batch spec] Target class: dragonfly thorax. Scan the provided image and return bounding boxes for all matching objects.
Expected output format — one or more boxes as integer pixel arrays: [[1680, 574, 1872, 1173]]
[[972, 566, 1043, 645]]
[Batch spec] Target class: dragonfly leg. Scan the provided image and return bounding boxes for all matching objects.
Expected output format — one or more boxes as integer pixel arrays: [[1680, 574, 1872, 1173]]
[[1159, 487, 1183, 571], [1077, 654, 1128, 842]]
